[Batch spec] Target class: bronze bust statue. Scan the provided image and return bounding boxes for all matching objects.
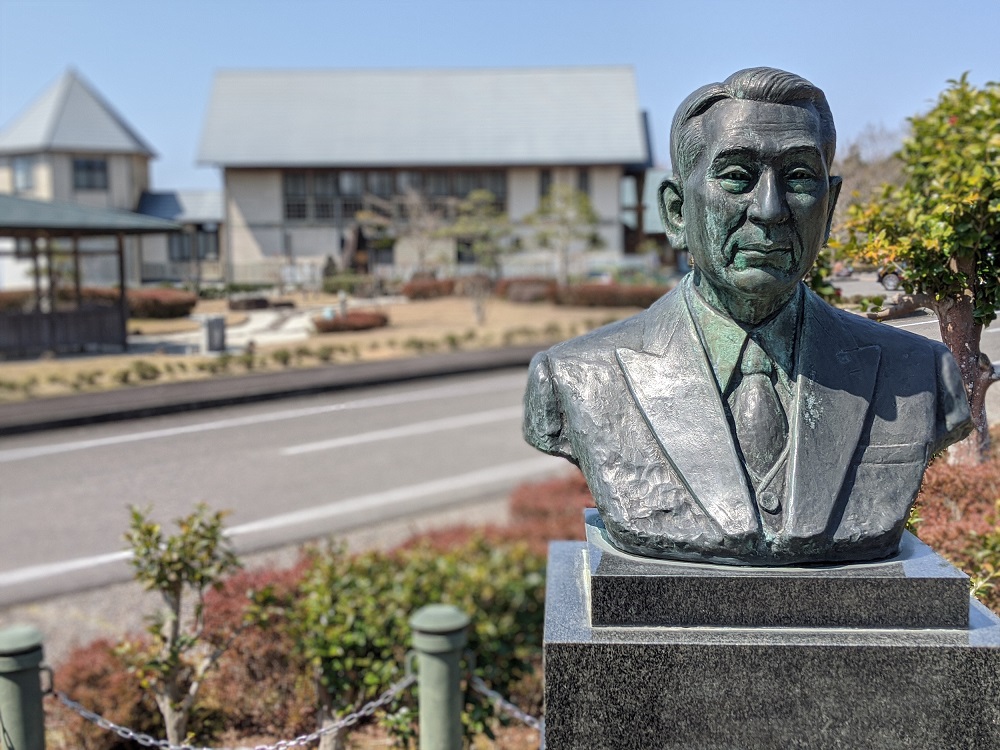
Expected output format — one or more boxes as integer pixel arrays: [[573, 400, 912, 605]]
[[523, 67, 972, 565]]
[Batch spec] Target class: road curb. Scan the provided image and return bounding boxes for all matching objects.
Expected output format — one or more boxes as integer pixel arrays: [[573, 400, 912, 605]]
[[0, 345, 543, 437]]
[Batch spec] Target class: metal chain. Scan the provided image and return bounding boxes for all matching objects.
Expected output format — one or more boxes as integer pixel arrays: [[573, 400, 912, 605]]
[[52, 674, 415, 750], [470, 675, 542, 731]]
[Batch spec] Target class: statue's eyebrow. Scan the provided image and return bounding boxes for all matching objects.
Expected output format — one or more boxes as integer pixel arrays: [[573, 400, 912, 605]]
[[710, 143, 825, 167]]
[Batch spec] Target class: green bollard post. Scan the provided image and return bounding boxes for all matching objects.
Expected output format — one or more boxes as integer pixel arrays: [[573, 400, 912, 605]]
[[0, 625, 46, 750], [409, 604, 470, 750]]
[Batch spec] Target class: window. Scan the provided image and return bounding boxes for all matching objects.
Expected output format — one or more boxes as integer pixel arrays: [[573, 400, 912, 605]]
[[456, 239, 477, 265], [427, 171, 450, 197], [367, 171, 393, 198], [168, 233, 192, 262], [284, 173, 308, 220], [73, 158, 108, 190], [169, 228, 220, 262], [12, 156, 34, 192], [577, 168, 590, 196], [338, 171, 362, 196], [539, 169, 552, 199], [314, 172, 337, 220], [396, 171, 423, 194], [453, 172, 476, 198]]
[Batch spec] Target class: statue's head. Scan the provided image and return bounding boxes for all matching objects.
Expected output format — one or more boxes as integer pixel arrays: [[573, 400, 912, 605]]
[[658, 67, 842, 322]]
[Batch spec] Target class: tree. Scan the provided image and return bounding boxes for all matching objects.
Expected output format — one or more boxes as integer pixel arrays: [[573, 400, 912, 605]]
[[438, 189, 512, 323], [120, 504, 242, 745], [527, 183, 603, 287], [843, 74, 1000, 463]]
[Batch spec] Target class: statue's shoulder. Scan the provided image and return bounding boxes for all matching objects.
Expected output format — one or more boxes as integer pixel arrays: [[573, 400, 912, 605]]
[[820, 299, 946, 356], [539, 285, 680, 365]]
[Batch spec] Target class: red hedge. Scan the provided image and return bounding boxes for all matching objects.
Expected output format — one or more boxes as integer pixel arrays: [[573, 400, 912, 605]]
[[0, 287, 197, 318], [312, 310, 389, 333], [556, 283, 671, 308], [401, 279, 455, 299], [495, 277, 559, 303]]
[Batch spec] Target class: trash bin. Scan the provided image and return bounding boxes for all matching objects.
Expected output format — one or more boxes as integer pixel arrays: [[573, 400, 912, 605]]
[[203, 315, 226, 353]]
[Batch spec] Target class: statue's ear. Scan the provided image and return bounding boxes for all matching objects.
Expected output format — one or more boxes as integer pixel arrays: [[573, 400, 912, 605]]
[[824, 176, 843, 243], [658, 178, 686, 250]]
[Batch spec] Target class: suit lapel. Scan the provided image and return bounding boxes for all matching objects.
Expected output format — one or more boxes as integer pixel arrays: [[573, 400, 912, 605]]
[[785, 293, 880, 539], [615, 290, 758, 538]]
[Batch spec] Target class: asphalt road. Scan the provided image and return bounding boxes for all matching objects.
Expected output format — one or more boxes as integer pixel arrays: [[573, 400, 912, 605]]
[[0, 369, 566, 606], [2, 302, 998, 609]]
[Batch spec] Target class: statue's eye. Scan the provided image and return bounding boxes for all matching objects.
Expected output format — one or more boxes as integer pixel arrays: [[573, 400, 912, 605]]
[[716, 166, 753, 192], [786, 167, 819, 190]]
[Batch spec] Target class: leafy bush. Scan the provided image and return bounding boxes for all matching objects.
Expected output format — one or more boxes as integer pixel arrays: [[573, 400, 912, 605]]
[[556, 283, 670, 308], [295, 537, 545, 744], [401, 279, 455, 300], [131, 360, 161, 382], [322, 274, 372, 296], [47, 639, 162, 750], [312, 310, 389, 333]]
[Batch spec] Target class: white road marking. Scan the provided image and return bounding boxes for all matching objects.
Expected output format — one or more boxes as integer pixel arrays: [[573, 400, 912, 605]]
[[227, 456, 559, 536], [0, 457, 561, 589], [892, 319, 939, 328], [0, 374, 526, 463], [281, 406, 522, 456], [0, 551, 132, 588]]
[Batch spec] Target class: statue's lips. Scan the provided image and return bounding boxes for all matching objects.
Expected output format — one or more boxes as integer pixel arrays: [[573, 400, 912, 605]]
[[733, 245, 792, 267]]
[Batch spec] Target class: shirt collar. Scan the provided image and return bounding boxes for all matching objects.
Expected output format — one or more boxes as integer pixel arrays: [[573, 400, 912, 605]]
[[685, 278, 801, 394]]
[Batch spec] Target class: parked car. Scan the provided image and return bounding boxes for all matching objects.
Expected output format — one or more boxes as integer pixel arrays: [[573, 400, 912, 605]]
[[878, 264, 905, 291]]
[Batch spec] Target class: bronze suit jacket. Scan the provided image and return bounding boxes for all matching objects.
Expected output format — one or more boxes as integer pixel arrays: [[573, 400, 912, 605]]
[[523, 281, 972, 565]]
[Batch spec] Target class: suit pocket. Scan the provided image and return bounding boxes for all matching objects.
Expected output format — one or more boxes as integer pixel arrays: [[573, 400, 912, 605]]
[[855, 443, 928, 465]]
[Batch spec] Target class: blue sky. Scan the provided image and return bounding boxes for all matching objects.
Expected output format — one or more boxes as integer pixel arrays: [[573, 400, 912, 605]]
[[1, 0, 997, 191]]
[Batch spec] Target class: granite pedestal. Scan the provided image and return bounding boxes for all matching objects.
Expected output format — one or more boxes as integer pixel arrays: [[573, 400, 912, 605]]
[[542, 510, 1000, 749]]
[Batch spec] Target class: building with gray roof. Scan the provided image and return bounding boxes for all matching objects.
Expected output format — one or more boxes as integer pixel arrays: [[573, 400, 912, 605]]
[[0, 70, 159, 289], [198, 66, 652, 282]]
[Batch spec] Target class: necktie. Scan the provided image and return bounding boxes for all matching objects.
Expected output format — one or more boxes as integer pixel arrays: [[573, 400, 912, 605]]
[[732, 337, 787, 508]]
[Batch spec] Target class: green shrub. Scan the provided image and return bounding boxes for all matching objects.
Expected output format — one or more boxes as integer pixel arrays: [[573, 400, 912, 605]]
[[271, 348, 292, 367], [322, 274, 370, 295], [295, 537, 545, 744], [131, 360, 160, 382], [316, 345, 334, 363]]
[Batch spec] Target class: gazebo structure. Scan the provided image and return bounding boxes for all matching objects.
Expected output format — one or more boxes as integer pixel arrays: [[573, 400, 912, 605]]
[[0, 194, 178, 356]]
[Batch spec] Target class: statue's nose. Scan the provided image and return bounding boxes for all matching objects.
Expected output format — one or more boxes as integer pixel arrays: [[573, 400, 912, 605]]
[[747, 170, 789, 226]]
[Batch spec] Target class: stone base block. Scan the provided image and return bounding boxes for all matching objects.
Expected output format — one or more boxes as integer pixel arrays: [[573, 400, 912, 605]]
[[585, 510, 969, 629], [543, 540, 1000, 750]]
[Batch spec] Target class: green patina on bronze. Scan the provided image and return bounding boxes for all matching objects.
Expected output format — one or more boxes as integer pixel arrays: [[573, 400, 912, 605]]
[[523, 67, 972, 565]]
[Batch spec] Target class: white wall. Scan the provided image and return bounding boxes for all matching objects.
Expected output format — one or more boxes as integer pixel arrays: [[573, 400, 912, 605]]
[[225, 169, 283, 267]]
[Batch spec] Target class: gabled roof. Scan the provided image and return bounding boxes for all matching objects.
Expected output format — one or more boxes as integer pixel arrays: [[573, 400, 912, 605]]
[[138, 190, 223, 224], [0, 70, 155, 157], [198, 67, 650, 168], [0, 194, 178, 237]]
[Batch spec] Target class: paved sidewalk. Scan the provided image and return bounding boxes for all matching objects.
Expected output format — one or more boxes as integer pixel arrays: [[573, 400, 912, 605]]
[[0, 344, 543, 436]]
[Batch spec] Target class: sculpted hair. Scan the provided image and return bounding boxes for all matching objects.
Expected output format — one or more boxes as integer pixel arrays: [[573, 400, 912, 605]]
[[670, 67, 837, 183]]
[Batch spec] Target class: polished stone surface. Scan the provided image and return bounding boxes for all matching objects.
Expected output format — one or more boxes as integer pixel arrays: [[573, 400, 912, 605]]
[[544, 541, 1000, 749], [585, 509, 969, 628]]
